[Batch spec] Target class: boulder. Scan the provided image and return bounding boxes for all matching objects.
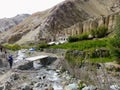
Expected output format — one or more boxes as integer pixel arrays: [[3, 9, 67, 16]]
[[47, 86, 54, 90], [110, 84, 120, 90], [0, 84, 4, 90], [3, 81, 12, 90], [34, 82, 42, 88], [10, 73, 19, 80], [82, 85, 97, 90], [21, 83, 32, 90], [64, 83, 78, 90]]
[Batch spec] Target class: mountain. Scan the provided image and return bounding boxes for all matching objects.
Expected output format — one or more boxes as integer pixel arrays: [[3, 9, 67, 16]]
[[0, 0, 120, 44], [0, 14, 30, 32]]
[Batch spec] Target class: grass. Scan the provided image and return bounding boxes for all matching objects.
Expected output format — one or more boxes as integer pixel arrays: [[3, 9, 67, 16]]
[[50, 39, 109, 50], [53, 38, 116, 63]]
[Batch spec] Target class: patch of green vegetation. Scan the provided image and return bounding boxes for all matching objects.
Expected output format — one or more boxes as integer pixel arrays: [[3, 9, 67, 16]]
[[51, 39, 109, 50], [68, 33, 89, 42], [3, 43, 21, 51], [35, 43, 49, 50], [91, 25, 108, 38]]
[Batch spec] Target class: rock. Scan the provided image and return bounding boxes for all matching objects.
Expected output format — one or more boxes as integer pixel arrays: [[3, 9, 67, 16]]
[[3, 81, 12, 90], [36, 75, 41, 79], [0, 59, 3, 67], [62, 81, 68, 88], [82, 85, 97, 90], [18, 61, 33, 70], [21, 83, 32, 90], [0, 84, 4, 90], [10, 72, 19, 80], [44, 83, 48, 87], [48, 86, 54, 90], [88, 34, 93, 39], [34, 82, 41, 88], [43, 75, 46, 79], [7, 33, 23, 44], [64, 83, 78, 90], [110, 84, 120, 90], [66, 75, 71, 81], [33, 61, 42, 69], [44, 84, 54, 90]]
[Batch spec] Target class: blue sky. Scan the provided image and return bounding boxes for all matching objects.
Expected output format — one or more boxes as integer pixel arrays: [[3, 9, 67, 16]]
[[0, 0, 65, 18]]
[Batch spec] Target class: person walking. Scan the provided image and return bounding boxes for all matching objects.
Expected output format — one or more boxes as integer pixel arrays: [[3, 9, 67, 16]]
[[8, 55, 13, 69]]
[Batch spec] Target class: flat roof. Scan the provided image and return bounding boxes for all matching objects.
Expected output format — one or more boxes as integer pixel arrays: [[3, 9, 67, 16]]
[[26, 55, 48, 61]]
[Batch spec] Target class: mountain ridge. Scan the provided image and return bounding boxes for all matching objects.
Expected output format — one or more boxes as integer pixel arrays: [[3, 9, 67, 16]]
[[0, 14, 30, 33]]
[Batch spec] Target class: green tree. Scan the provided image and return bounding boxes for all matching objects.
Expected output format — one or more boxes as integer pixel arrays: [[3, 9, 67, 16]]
[[109, 15, 120, 64]]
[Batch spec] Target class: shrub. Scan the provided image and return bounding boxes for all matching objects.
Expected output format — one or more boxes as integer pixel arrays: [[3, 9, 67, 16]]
[[67, 33, 89, 42], [78, 33, 89, 40], [67, 36, 79, 42], [36, 43, 49, 50], [91, 28, 97, 38], [91, 26, 108, 38], [12, 44, 21, 51]]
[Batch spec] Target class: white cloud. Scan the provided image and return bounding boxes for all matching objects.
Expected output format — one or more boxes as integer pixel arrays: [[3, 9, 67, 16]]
[[0, 0, 65, 18]]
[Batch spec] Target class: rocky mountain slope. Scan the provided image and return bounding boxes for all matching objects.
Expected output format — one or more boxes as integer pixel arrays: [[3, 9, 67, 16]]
[[0, 14, 30, 33], [0, 0, 120, 44]]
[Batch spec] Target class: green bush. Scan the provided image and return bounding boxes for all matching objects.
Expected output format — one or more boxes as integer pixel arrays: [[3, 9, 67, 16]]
[[67, 33, 89, 42], [67, 36, 79, 42], [78, 33, 89, 40], [36, 43, 49, 50], [91, 26, 108, 38]]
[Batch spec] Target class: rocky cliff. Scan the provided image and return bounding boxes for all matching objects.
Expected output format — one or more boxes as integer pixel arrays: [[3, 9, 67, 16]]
[[63, 12, 117, 36], [0, 14, 30, 32], [0, 0, 120, 44]]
